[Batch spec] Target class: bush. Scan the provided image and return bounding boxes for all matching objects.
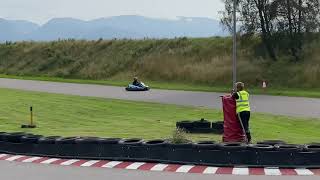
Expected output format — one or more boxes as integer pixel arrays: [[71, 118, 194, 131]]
[[169, 128, 191, 144]]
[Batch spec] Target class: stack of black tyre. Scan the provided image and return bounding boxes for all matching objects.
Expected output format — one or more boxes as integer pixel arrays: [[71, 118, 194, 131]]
[[176, 119, 223, 134], [0, 132, 320, 167]]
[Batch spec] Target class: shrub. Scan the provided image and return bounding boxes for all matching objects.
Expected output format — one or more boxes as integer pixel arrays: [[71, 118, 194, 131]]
[[169, 128, 191, 144]]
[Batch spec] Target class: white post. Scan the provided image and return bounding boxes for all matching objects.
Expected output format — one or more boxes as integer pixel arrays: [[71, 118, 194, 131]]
[[232, 0, 237, 89]]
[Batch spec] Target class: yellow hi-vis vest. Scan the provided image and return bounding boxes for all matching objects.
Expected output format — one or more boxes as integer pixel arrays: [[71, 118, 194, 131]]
[[236, 90, 251, 113]]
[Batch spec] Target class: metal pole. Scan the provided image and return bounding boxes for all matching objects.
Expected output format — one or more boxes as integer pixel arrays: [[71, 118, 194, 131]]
[[232, 0, 237, 90]]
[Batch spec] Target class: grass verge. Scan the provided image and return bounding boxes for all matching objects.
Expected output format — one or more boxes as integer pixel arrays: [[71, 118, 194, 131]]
[[0, 74, 319, 98], [1, 88, 319, 144]]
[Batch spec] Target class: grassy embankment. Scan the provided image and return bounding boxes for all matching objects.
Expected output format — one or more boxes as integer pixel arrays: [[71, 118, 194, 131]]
[[1, 88, 319, 144], [0, 37, 319, 97]]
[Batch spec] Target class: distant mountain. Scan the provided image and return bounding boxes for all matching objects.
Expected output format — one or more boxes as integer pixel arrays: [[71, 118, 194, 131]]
[[28, 18, 89, 40], [0, 18, 39, 41], [91, 16, 227, 38], [0, 16, 228, 42]]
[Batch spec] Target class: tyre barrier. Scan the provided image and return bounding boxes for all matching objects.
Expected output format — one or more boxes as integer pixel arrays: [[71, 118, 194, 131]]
[[176, 119, 223, 134], [257, 140, 287, 146], [304, 144, 320, 152], [193, 120, 211, 128], [274, 144, 303, 152], [1, 132, 31, 143], [0, 132, 319, 168], [247, 144, 275, 152], [211, 121, 224, 134], [176, 121, 193, 130], [20, 135, 44, 144], [38, 136, 61, 144], [193, 141, 218, 150], [218, 142, 248, 151]]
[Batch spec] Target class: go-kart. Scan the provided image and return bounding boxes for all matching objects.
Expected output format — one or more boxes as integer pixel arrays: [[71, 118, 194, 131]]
[[125, 82, 150, 91]]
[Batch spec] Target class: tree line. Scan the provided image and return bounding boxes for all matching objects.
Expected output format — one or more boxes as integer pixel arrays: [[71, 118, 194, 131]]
[[221, 0, 320, 61]]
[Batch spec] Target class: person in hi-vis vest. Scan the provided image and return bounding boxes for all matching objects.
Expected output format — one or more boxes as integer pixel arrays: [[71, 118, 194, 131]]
[[232, 82, 251, 143]]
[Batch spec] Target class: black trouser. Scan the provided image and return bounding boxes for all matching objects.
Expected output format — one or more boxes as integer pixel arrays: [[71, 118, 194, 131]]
[[238, 111, 251, 142]]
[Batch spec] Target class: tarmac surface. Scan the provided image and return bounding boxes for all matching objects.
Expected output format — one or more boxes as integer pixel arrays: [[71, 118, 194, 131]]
[[0, 160, 319, 180], [0, 78, 319, 118]]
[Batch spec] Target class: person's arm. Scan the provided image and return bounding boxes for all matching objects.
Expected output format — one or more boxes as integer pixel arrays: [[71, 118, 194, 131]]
[[232, 92, 239, 99], [137, 81, 143, 87]]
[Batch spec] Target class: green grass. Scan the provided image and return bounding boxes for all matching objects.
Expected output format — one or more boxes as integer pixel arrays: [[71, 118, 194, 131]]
[[0, 37, 319, 93], [1, 74, 319, 98], [0, 88, 320, 144]]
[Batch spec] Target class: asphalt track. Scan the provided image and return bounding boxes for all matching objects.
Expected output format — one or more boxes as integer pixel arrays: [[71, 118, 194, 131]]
[[0, 78, 319, 118], [0, 161, 318, 180]]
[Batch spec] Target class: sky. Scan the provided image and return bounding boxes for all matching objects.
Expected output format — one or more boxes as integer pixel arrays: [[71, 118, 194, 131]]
[[0, 0, 225, 25]]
